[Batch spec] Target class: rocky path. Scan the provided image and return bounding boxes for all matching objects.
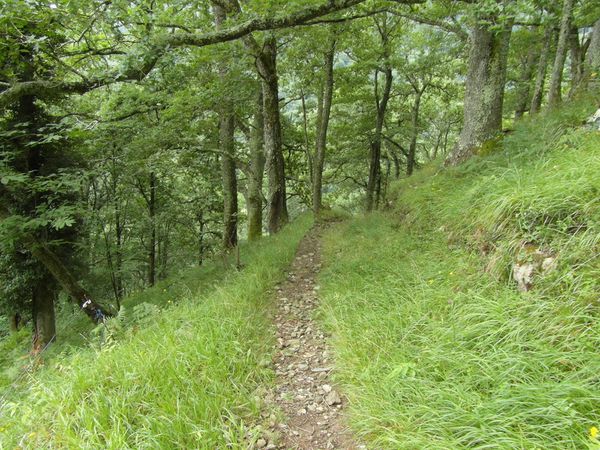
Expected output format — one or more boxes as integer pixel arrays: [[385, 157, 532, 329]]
[[259, 225, 359, 450]]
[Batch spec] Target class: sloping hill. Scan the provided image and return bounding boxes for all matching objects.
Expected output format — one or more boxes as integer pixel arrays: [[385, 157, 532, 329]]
[[318, 99, 600, 449], [1, 216, 312, 448]]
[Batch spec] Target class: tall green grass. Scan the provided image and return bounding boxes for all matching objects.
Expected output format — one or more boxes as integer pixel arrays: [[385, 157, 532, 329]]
[[0, 215, 312, 449], [318, 99, 600, 449]]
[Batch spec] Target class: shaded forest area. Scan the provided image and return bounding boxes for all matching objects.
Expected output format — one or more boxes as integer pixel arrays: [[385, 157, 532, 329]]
[[1, 0, 597, 349]]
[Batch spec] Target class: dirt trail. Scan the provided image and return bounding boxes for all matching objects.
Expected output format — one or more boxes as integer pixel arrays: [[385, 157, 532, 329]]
[[260, 224, 360, 450]]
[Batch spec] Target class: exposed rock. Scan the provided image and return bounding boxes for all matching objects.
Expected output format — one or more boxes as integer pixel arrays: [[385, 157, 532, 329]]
[[326, 390, 342, 406], [586, 108, 600, 130], [256, 438, 267, 448], [513, 244, 557, 292], [513, 262, 535, 292]]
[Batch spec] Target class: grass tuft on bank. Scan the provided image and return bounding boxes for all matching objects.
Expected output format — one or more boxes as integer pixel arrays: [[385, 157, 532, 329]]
[[318, 99, 600, 449], [0, 215, 312, 449]]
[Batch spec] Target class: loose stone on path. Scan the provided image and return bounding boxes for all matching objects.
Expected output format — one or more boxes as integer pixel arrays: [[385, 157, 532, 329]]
[[258, 224, 358, 450]]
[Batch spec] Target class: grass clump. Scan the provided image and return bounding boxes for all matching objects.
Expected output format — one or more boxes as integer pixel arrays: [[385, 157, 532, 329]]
[[0, 215, 312, 449], [318, 99, 600, 449]]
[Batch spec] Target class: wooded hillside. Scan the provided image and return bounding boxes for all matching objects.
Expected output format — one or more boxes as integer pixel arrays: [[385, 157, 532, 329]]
[[1, 0, 599, 448]]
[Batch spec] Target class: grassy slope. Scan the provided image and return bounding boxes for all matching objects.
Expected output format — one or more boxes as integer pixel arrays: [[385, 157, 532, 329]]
[[1, 242, 243, 390], [0, 215, 312, 449], [319, 100, 600, 449]]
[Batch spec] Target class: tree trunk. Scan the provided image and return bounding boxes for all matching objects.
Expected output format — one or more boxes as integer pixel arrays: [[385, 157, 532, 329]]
[[2, 38, 107, 329], [407, 89, 423, 176], [312, 38, 336, 214], [366, 66, 392, 211], [197, 210, 205, 265], [300, 90, 314, 186], [259, 37, 289, 234], [32, 276, 56, 351], [530, 26, 555, 114], [514, 42, 539, 120], [21, 234, 109, 322], [219, 110, 238, 249], [9, 312, 22, 333], [446, 21, 512, 165], [547, 0, 574, 108], [114, 203, 123, 302], [568, 25, 583, 97], [148, 171, 157, 287], [583, 19, 600, 83], [247, 88, 266, 241], [223, 1, 287, 234], [158, 226, 169, 280], [214, 3, 238, 249], [388, 147, 401, 179]]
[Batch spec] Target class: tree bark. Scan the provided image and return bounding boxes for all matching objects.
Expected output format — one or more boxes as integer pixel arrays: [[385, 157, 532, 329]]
[[446, 20, 512, 166], [114, 199, 124, 302], [514, 42, 539, 120], [301, 90, 314, 186], [366, 67, 392, 211], [223, 0, 290, 235], [407, 89, 423, 176], [197, 210, 205, 265], [530, 26, 555, 115], [547, 0, 574, 108], [389, 147, 401, 179], [21, 234, 109, 322], [247, 88, 266, 241], [583, 19, 600, 82], [312, 37, 336, 214], [214, 3, 239, 249], [9, 312, 22, 333], [218, 83, 238, 250], [32, 275, 56, 351], [148, 171, 157, 287], [258, 37, 289, 234], [568, 25, 583, 97]]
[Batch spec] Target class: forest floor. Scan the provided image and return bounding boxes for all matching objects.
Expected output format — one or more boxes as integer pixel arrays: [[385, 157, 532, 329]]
[[263, 224, 359, 450]]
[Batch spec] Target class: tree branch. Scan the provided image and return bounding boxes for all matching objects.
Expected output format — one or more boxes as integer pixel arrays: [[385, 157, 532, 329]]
[[386, 11, 468, 40], [1, 0, 370, 108]]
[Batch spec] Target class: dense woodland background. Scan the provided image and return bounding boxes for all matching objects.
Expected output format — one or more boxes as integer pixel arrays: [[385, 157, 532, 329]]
[[0, 0, 599, 447], [1, 0, 598, 347]]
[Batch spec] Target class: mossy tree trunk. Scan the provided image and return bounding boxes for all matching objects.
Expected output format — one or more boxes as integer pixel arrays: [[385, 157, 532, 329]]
[[23, 236, 110, 323], [446, 21, 512, 166], [32, 275, 56, 351], [568, 25, 583, 97], [214, 3, 239, 249], [530, 26, 555, 115], [366, 17, 393, 212], [547, 0, 574, 108], [583, 19, 600, 83], [259, 37, 289, 234], [148, 171, 157, 286], [366, 66, 392, 211], [9, 313, 22, 333], [247, 88, 266, 241], [407, 83, 426, 176], [514, 42, 539, 120], [312, 37, 336, 214]]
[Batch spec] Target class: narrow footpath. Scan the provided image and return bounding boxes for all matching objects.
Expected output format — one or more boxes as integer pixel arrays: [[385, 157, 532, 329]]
[[260, 224, 360, 450]]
